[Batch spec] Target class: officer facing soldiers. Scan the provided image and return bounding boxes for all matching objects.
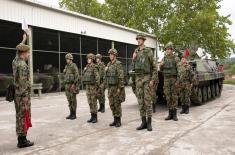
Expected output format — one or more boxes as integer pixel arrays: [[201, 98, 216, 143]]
[[12, 42, 34, 148], [178, 57, 195, 114], [106, 49, 125, 127], [160, 42, 180, 121], [83, 53, 100, 123], [64, 53, 80, 120], [132, 33, 158, 131], [96, 54, 106, 113]]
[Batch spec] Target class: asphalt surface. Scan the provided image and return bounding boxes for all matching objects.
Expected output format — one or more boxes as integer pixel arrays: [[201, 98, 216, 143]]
[[0, 85, 235, 155]]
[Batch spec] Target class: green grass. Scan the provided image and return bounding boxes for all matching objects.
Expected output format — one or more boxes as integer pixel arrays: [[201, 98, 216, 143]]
[[224, 80, 235, 85]]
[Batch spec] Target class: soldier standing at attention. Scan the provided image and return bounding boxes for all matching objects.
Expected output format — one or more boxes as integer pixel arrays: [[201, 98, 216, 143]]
[[83, 53, 100, 123], [64, 53, 80, 120], [178, 57, 194, 114], [13, 41, 34, 148], [106, 49, 125, 127], [160, 42, 180, 121], [96, 54, 106, 113], [132, 33, 158, 131]]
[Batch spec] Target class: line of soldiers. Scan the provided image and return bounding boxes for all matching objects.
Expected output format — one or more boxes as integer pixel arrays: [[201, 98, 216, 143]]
[[12, 33, 194, 148]]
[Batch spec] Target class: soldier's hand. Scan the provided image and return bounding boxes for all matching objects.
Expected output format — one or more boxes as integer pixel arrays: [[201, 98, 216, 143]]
[[149, 80, 155, 88], [117, 88, 120, 94], [160, 60, 164, 66], [22, 97, 28, 104], [132, 52, 137, 60], [70, 84, 75, 92]]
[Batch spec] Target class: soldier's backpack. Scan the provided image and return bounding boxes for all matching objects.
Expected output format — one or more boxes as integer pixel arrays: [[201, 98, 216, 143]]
[[6, 83, 15, 102]]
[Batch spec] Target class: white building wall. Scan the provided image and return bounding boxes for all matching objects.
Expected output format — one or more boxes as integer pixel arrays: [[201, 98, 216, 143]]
[[0, 0, 156, 48]]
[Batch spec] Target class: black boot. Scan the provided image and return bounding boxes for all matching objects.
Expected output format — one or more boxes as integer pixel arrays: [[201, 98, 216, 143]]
[[185, 105, 189, 114], [173, 109, 178, 121], [70, 110, 77, 120], [87, 113, 93, 123], [98, 104, 102, 112], [115, 117, 121, 127], [92, 113, 98, 123], [180, 105, 185, 114], [17, 136, 34, 148], [165, 110, 173, 120], [147, 117, 152, 131], [152, 103, 156, 113], [66, 109, 72, 119], [101, 104, 105, 113], [109, 117, 116, 126], [136, 117, 147, 130]]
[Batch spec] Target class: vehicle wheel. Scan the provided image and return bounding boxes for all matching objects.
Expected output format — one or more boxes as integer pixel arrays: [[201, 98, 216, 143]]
[[211, 83, 216, 98], [207, 86, 212, 100], [215, 83, 220, 97], [197, 87, 203, 105], [202, 86, 208, 102]]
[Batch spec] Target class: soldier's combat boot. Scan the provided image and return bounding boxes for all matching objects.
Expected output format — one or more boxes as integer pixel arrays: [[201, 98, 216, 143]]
[[87, 113, 93, 123], [109, 117, 116, 126], [92, 113, 98, 123], [17, 136, 34, 148], [115, 117, 121, 127], [98, 104, 102, 112], [136, 117, 147, 130], [180, 105, 185, 114], [185, 105, 189, 114], [165, 110, 173, 120], [173, 109, 178, 121], [147, 117, 152, 131], [70, 110, 77, 120], [152, 103, 156, 113], [101, 104, 105, 113], [66, 109, 72, 119]]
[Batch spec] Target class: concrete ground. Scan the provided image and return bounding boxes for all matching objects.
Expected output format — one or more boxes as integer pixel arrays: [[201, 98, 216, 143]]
[[0, 85, 235, 155]]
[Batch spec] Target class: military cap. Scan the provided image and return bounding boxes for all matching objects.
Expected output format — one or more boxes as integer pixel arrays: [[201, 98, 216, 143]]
[[16, 43, 30, 52], [87, 53, 95, 60], [108, 48, 118, 56], [165, 42, 174, 50], [65, 53, 73, 60], [136, 33, 146, 40], [96, 54, 102, 59]]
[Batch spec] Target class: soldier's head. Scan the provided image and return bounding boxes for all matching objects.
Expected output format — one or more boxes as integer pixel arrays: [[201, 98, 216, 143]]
[[87, 53, 95, 64], [165, 42, 174, 56], [181, 57, 187, 64], [16, 43, 30, 60], [108, 48, 118, 61], [136, 33, 146, 46], [65, 53, 73, 64], [96, 54, 102, 63]]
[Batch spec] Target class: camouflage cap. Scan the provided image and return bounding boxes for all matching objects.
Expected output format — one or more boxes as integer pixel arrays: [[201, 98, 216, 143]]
[[65, 53, 73, 60], [16, 43, 30, 52], [108, 48, 118, 56], [87, 53, 95, 60], [96, 54, 102, 59], [136, 33, 146, 40], [165, 42, 174, 50]]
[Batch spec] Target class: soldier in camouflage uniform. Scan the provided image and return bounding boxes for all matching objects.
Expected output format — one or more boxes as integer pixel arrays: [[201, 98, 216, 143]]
[[106, 49, 125, 127], [160, 42, 180, 121], [12, 42, 34, 148], [132, 33, 158, 131], [96, 54, 106, 113], [64, 53, 80, 120], [83, 53, 100, 123], [178, 57, 194, 114]]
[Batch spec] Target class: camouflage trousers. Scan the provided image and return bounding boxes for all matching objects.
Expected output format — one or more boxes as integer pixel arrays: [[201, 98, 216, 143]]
[[97, 82, 105, 105], [151, 84, 157, 105], [164, 77, 178, 110], [14, 96, 31, 136], [135, 76, 153, 117], [108, 86, 122, 117], [179, 83, 191, 106], [65, 84, 77, 111], [86, 85, 98, 114]]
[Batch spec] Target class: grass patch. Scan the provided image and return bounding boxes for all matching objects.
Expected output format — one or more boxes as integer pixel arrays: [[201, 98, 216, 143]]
[[224, 80, 235, 85]]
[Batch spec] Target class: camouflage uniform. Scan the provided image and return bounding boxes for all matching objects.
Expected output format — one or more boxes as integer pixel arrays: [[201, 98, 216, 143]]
[[96, 54, 106, 113], [83, 53, 100, 123], [160, 42, 180, 121], [64, 53, 80, 120], [13, 43, 34, 148], [106, 49, 125, 127], [178, 62, 194, 114], [133, 33, 158, 131]]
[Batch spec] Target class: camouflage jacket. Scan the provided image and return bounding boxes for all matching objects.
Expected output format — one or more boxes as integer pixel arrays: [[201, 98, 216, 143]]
[[83, 63, 100, 85], [132, 46, 158, 82], [12, 57, 31, 97], [63, 62, 80, 85], [96, 62, 106, 82], [160, 54, 180, 78], [177, 62, 194, 84]]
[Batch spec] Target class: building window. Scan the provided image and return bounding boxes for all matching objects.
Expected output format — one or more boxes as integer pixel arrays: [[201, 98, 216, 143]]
[[114, 41, 126, 58], [98, 39, 112, 57], [60, 32, 80, 53], [127, 44, 137, 58], [81, 36, 97, 54]]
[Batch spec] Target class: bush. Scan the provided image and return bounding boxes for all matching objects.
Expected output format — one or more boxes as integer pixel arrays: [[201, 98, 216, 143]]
[[224, 80, 235, 85]]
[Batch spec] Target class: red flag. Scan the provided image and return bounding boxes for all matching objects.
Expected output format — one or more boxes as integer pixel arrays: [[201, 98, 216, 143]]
[[185, 48, 189, 57], [24, 110, 32, 134]]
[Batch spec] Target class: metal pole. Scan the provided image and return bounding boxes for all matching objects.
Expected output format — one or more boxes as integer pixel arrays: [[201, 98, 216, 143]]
[[28, 27, 33, 86]]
